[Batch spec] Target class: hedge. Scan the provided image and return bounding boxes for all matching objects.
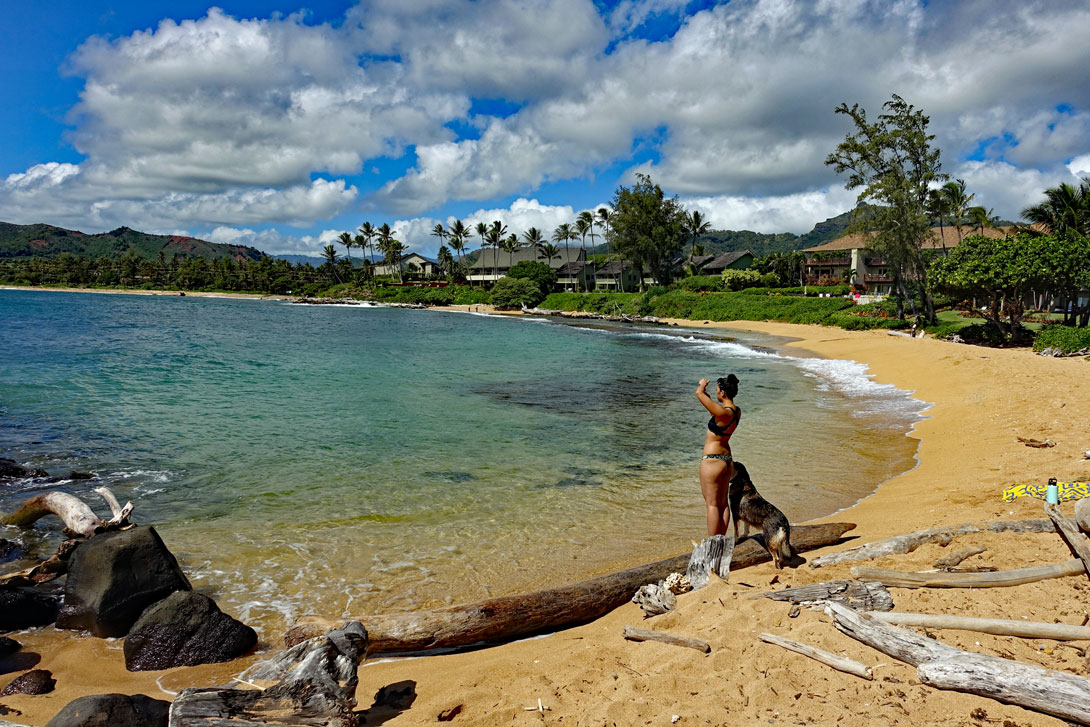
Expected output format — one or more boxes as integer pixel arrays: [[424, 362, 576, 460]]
[[1033, 325, 1090, 353]]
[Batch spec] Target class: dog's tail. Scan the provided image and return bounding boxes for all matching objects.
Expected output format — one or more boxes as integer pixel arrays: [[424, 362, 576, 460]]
[[769, 525, 794, 560]]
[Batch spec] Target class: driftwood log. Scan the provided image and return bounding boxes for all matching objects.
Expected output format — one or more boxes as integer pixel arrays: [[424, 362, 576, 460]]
[[829, 602, 1090, 725], [809, 519, 1054, 568], [934, 546, 987, 570], [852, 559, 1086, 588], [686, 534, 734, 589], [758, 632, 872, 680], [169, 621, 368, 727], [866, 611, 1090, 641], [285, 522, 854, 654], [1, 488, 132, 537], [623, 625, 710, 653], [1046, 503, 1090, 578], [754, 579, 894, 612]]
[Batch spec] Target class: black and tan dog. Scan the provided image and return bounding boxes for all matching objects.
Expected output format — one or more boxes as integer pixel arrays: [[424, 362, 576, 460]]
[[728, 461, 795, 569]]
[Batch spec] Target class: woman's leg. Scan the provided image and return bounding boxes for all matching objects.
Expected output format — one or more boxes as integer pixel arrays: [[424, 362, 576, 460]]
[[700, 458, 730, 536]]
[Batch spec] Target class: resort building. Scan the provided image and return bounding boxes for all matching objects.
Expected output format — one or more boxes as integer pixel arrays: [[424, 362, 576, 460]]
[[700, 250, 755, 275], [556, 260, 596, 292], [372, 252, 443, 278], [467, 247, 584, 284], [802, 225, 1015, 295], [594, 261, 640, 292]]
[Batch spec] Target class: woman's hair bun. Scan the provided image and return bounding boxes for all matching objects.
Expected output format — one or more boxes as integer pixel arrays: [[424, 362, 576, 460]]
[[717, 374, 739, 397], [727, 374, 739, 385]]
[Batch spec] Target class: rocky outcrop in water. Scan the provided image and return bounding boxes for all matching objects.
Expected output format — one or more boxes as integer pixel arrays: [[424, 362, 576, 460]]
[[45, 693, 169, 727], [1, 669, 55, 696], [0, 459, 48, 481], [124, 591, 257, 671], [0, 539, 25, 564], [56, 526, 191, 638], [0, 587, 59, 632]]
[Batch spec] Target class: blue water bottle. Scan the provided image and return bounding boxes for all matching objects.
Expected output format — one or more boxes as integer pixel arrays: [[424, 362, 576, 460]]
[[1046, 477, 1059, 505]]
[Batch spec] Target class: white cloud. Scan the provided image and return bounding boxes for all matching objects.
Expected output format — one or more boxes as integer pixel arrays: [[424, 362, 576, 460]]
[[953, 161, 1082, 222], [1069, 154, 1090, 177], [204, 226, 345, 256], [680, 186, 859, 235]]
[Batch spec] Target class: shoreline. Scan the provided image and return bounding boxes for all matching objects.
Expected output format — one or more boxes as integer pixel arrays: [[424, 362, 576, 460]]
[[4, 303, 1089, 725]]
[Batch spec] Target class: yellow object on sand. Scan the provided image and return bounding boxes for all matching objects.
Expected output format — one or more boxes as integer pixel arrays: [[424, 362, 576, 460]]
[[1003, 482, 1090, 502]]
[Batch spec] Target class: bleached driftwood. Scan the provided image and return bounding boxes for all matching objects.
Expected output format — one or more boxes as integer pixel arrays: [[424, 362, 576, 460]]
[[758, 632, 872, 680], [686, 534, 734, 590], [852, 560, 1086, 588], [809, 519, 1054, 569], [754, 579, 894, 612], [287, 522, 855, 654], [169, 621, 368, 727], [1, 487, 132, 537], [866, 612, 1090, 641], [623, 626, 710, 653], [934, 546, 987, 570], [1046, 503, 1090, 579], [2, 492, 104, 537], [631, 583, 676, 616], [828, 603, 1090, 725], [1075, 499, 1090, 534], [0, 538, 80, 587]]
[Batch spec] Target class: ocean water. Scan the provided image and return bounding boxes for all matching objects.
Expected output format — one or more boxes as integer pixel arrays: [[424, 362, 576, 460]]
[[0, 289, 923, 637]]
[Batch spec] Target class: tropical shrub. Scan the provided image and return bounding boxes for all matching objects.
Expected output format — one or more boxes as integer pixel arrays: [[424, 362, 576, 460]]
[[1033, 325, 1090, 353], [645, 290, 853, 323], [450, 286, 490, 305], [541, 292, 644, 315], [490, 277, 544, 309], [739, 285, 851, 297], [677, 275, 723, 292], [720, 269, 762, 291], [758, 272, 780, 288], [507, 261, 557, 294]]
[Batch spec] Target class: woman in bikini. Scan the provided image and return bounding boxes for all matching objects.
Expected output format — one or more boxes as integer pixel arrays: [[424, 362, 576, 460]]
[[696, 375, 740, 537]]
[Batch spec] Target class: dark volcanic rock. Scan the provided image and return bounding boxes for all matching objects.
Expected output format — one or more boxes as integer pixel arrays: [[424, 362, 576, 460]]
[[1, 669, 55, 696], [0, 539, 25, 564], [66, 471, 94, 481], [0, 458, 48, 480], [56, 526, 191, 638], [45, 693, 169, 727], [124, 591, 257, 671], [0, 638, 18, 657], [0, 587, 60, 632]]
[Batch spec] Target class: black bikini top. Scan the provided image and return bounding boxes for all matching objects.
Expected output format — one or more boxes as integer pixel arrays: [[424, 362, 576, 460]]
[[708, 406, 740, 438]]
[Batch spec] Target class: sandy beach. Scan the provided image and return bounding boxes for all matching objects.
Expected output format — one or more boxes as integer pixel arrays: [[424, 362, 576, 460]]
[[3, 315, 1090, 725]]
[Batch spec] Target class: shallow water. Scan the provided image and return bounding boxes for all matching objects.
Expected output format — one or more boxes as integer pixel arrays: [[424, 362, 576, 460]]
[[0, 289, 922, 637]]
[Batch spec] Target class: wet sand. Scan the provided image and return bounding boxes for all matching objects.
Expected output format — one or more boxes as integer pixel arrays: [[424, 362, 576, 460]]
[[3, 318, 1090, 725]]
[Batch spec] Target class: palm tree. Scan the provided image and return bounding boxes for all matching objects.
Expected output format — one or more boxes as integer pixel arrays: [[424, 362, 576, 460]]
[[437, 245, 455, 278], [539, 242, 562, 267], [522, 226, 545, 253], [968, 206, 994, 235], [431, 223, 447, 251], [683, 210, 712, 261], [1021, 178, 1090, 238], [940, 179, 974, 245], [337, 231, 354, 265], [552, 222, 574, 291], [358, 222, 377, 271], [926, 188, 951, 256], [321, 244, 341, 283], [448, 219, 469, 278], [376, 223, 402, 283], [574, 217, 594, 291], [489, 220, 508, 283], [597, 207, 618, 291], [475, 221, 489, 286]]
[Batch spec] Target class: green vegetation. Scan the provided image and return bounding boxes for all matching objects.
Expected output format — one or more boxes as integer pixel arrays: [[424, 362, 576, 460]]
[[0, 222, 264, 262], [606, 174, 686, 286], [489, 277, 545, 309], [1033, 325, 1090, 354], [826, 94, 945, 323], [507, 260, 557, 295]]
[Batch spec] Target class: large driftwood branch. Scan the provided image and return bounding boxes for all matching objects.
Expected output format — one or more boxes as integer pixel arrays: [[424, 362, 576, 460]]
[[285, 522, 854, 654], [686, 534, 734, 589], [866, 612, 1090, 641], [809, 519, 1055, 568], [758, 632, 872, 680], [851, 560, 1086, 588], [170, 622, 368, 727], [1046, 503, 1090, 579], [1, 492, 103, 537], [829, 603, 1090, 725], [623, 625, 710, 653], [754, 579, 894, 612]]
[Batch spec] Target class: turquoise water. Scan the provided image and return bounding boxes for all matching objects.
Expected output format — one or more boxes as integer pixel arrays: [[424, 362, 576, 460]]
[[0, 289, 922, 637]]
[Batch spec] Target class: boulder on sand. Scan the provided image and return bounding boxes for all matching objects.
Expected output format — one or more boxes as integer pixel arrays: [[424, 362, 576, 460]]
[[56, 526, 191, 638], [1, 669, 55, 696], [44, 693, 169, 727], [0, 588, 60, 632], [124, 591, 257, 671]]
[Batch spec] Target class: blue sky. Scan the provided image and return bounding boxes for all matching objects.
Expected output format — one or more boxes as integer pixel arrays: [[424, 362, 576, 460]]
[[1, 0, 1089, 256]]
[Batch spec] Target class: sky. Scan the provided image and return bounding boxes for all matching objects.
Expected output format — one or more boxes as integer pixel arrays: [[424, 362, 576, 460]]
[[1, 0, 1089, 258]]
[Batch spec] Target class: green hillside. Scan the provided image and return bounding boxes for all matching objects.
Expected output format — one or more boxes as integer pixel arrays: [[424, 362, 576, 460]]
[[0, 222, 266, 262]]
